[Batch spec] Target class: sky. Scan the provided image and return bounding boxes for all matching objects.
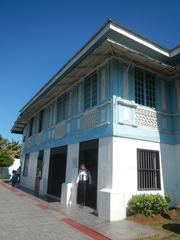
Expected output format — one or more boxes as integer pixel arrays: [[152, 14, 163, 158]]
[[0, 0, 180, 142]]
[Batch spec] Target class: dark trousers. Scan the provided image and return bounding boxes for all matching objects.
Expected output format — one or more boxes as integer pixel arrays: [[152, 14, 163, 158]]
[[78, 181, 87, 204]]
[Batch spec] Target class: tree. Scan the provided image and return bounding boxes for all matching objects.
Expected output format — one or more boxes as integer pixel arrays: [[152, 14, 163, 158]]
[[0, 135, 21, 173], [0, 149, 14, 167], [5, 140, 21, 159]]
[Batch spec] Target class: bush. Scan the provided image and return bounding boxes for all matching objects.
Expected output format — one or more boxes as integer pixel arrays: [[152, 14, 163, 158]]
[[127, 194, 170, 216], [0, 150, 14, 167]]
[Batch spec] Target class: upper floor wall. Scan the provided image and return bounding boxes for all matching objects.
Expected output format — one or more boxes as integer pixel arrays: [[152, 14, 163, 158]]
[[22, 57, 180, 153]]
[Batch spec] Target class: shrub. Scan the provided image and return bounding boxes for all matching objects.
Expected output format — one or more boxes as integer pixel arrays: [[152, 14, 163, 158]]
[[127, 194, 170, 216]]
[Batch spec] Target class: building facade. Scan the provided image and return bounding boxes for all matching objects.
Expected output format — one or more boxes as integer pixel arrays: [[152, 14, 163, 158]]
[[12, 19, 180, 221]]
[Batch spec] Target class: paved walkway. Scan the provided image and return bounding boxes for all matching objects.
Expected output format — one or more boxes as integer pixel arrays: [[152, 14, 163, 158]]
[[0, 182, 158, 240]]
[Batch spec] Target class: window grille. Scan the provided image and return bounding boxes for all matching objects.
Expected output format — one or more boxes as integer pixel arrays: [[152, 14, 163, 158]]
[[137, 149, 161, 190]]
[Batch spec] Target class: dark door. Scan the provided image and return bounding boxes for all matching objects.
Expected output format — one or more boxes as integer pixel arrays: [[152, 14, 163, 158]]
[[47, 146, 67, 198], [34, 150, 44, 192], [78, 139, 98, 209]]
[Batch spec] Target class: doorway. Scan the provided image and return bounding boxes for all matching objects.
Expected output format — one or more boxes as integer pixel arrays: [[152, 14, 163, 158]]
[[78, 139, 98, 209], [34, 150, 44, 192], [47, 146, 67, 199]]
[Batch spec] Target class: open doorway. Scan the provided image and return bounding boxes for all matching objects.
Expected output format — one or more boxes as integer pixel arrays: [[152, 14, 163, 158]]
[[47, 145, 67, 199], [78, 139, 98, 209]]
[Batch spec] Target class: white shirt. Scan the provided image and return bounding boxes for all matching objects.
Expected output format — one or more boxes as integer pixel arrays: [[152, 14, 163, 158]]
[[76, 169, 91, 184]]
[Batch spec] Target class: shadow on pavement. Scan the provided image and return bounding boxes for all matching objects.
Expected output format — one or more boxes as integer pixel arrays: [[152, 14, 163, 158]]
[[163, 223, 180, 234], [8, 182, 59, 203]]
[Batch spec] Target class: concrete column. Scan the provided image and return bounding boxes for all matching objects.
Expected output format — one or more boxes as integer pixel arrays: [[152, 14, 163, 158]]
[[39, 148, 50, 195], [98, 137, 126, 221], [97, 137, 113, 220], [61, 143, 79, 206]]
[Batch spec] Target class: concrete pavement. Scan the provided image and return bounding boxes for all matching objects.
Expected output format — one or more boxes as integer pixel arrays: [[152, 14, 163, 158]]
[[0, 182, 159, 240]]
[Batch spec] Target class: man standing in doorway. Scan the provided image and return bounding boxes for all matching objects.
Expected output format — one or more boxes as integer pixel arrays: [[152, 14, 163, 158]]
[[76, 163, 91, 207]]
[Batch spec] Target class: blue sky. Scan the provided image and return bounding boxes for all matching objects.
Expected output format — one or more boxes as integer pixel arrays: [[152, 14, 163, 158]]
[[0, 0, 180, 142]]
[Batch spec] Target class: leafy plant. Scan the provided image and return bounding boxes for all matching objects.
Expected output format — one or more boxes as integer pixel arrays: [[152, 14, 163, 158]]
[[0, 134, 21, 174], [0, 150, 14, 168], [127, 194, 170, 216]]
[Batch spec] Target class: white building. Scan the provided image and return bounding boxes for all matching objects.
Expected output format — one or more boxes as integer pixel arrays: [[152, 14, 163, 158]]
[[12, 19, 180, 221]]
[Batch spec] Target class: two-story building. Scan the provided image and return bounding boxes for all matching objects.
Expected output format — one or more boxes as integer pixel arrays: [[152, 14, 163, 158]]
[[12, 19, 180, 221]]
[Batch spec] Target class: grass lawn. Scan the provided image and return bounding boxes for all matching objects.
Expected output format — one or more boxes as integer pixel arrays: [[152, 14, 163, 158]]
[[128, 209, 180, 239]]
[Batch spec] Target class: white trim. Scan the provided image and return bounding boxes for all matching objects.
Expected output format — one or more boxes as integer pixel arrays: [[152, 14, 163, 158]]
[[109, 23, 169, 57], [170, 47, 180, 57]]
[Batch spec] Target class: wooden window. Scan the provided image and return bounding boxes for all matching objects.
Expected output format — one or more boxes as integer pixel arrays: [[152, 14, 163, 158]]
[[38, 110, 44, 133], [23, 153, 30, 177], [135, 68, 156, 108], [137, 149, 161, 190], [84, 72, 97, 110]]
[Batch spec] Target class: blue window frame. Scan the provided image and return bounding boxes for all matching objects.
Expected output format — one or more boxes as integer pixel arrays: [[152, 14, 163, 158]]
[[135, 68, 156, 108], [84, 72, 97, 110], [57, 93, 68, 122]]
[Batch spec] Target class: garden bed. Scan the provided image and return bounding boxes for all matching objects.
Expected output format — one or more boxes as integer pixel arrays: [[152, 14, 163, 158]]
[[128, 209, 180, 239]]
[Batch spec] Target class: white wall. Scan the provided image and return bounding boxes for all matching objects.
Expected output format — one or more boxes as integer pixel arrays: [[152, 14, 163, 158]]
[[20, 152, 38, 190], [98, 137, 113, 220], [39, 149, 50, 195], [98, 136, 178, 221], [20, 149, 51, 195], [61, 143, 79, 206], [112, 137, 164, 199], [111, 137, 180, 219]]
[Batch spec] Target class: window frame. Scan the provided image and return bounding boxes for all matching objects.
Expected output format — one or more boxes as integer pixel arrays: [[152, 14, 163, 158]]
[[135, 68, 156, 108], [137, 149, 161, 191], [28, 118, 34, 137], [84, 71, 98, 110], [23, 153, 30, 177], [38, 110, 44, 133], [57, 92, 69, 123]]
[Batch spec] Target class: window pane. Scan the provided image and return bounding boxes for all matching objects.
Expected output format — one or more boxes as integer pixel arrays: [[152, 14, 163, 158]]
[[91, 72, 97, 106], [146, 73, 156, 108], [135, 68, 156, 108], [57, 93, 67, 122], [135, 69, 145, 105], [84, 77, 91, 110]]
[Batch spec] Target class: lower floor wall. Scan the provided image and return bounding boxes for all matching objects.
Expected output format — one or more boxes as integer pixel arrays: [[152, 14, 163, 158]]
[[20, 136, 180, 221]]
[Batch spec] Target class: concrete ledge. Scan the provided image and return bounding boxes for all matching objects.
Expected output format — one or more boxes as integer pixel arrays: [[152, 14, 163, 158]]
[[98, 188, 126, 221], [61, 182, 77, 206]]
